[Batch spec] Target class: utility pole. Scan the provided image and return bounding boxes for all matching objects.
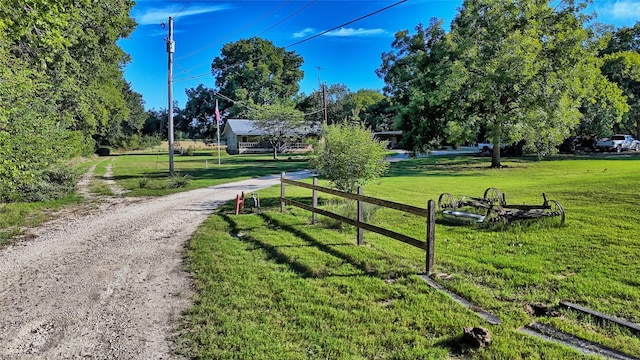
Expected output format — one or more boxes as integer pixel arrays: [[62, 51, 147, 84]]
[[166, 17, 175, 175], [322, 83, 328, 125]]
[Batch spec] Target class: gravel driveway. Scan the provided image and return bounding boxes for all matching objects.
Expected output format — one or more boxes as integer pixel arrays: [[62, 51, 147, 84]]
[[0, 169, 311, 359]]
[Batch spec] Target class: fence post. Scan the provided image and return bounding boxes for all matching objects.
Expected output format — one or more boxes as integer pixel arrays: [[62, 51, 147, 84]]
[[312, 177, 318, 224], [426, 199, 435, 275], [280, 172, 285, 213], [357, 186, 364, 245]]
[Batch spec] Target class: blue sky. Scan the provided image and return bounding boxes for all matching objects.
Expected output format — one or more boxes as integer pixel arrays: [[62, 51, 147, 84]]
[[119, 0, 640, 111]]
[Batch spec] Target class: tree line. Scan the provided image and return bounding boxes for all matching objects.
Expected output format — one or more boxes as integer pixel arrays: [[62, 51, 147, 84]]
[[4, 0, 639, 201], [0, 0, 150, 201]]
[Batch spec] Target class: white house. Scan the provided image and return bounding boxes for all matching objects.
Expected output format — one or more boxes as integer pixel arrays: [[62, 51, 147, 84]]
[[222, 119, 319, 155]]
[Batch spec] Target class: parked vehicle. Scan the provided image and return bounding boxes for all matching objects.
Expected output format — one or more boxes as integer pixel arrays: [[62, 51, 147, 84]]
[[595, 134, 640, 152]]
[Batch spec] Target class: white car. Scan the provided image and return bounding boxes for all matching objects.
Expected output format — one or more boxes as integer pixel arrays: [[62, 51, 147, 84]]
[[595, 134, 640, 152]]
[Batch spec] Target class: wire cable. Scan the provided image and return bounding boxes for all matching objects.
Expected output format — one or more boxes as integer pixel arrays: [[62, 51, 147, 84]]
[[285, 0, 408, 48], [176, 0, 291, 61]]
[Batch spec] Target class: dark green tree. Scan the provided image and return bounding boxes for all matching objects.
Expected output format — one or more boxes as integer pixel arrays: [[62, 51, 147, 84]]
[[183, 84, 219, 140], [600, 51, 640, 138], [211, 37, 304, 117], [380, 1, 628, 167]]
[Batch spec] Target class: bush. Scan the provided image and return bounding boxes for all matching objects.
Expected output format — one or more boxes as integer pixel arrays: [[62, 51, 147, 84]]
[[9, 167, 79, 202], [309, 124, 389, 193], [167, 173, 191, 188], [138, 177, 150, 189], [184, 146, 195, 156]]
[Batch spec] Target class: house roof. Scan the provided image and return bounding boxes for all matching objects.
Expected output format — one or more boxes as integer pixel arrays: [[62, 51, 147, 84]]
[[222, 119, 321, 137], [222, 119, 263, 136]]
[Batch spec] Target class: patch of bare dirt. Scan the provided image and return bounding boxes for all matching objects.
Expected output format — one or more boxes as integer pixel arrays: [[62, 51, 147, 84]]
[[0, 169, 311, 359]]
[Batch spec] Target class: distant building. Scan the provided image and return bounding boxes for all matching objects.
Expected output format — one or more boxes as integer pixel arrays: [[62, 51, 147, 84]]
[[222, 119, 319, 155], [373, 131, 403, 149]]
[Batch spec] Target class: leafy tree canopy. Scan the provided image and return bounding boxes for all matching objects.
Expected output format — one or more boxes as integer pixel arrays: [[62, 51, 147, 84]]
[[379, 0, 629, 167], [211, 37, 304, 117]]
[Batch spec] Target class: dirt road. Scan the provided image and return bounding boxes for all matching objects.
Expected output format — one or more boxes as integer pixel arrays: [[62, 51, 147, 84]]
[[0, 170, 311, 359]]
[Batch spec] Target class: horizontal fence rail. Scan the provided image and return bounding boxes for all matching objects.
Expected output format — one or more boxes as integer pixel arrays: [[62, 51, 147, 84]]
[[280, 172, 436, 274]]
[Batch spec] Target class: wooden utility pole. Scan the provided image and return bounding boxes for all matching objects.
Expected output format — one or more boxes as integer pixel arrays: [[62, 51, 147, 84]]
[[322, 84, 328, 125], [167, 17, 175, 175]]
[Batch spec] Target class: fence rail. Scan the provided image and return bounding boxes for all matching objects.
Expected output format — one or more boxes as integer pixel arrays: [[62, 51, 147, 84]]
[[280, 172, 436, 274]]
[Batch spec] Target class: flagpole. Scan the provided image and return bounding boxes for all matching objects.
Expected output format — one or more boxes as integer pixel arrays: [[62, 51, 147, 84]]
[[216, 99, 221, 166]]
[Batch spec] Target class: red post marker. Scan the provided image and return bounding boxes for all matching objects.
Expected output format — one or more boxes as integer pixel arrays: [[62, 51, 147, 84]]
[[235, 192, 245, 215]]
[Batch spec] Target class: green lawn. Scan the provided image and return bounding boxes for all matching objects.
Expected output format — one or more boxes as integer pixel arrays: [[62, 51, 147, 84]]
[[110, 150, 310, 196], [180, 154, 640, 359]]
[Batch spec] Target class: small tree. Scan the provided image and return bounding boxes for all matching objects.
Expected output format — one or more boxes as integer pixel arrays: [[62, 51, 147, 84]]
[[247, 103, 307, 160], [310, 124, 389, 193]]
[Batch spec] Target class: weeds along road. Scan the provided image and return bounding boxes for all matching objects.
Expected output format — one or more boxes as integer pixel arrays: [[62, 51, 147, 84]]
[[0, 170, 311, 359]]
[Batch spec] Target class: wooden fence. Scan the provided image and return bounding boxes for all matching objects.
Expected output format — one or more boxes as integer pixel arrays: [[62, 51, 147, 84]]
[[280, 172, 436, 274]]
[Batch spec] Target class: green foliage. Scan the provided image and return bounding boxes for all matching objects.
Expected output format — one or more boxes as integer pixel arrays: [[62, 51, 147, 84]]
[[212, 37, 304, 117], [309, 124, 389, 193], [167, 173, 191, 189], [296, 84, 387, 126], [247, 102, 308, 159], [0, 0, 145, 200], [4, 167, 79, 203], [600, 51, 640, 137], [379, 1, 628, 167], [183, 84, 219, 140]]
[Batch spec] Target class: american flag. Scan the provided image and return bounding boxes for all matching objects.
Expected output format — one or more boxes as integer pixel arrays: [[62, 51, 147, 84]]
[[214, 100, 222, 126]]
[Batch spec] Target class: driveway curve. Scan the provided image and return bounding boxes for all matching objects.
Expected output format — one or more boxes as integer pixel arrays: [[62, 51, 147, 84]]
[[0, 170, 311, 359]]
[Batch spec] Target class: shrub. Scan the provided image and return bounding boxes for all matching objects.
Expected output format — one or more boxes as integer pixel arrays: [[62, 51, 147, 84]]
[[10, 167, 79, 202], [138, 177, 150, 189], [309, 124, 389, 193], [184, 146, 195, 156], [167, 173, 191, 188]]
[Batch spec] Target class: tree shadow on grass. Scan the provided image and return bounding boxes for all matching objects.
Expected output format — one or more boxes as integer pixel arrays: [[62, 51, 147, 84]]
[[258, 212, 417, 280], [219, 213, 331, 279], [218, 209, 416, 280]]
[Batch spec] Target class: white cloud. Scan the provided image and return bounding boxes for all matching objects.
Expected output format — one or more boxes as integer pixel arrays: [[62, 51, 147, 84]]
[[293, 28, 315, 38], [324, 27, 387, 37], [133, 4, 230, 26], [600, 0, 640, 19]]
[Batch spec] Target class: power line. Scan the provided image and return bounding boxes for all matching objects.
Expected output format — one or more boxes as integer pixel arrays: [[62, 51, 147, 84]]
[[176, 0, 291, 61], [175, 62, 323, 116], [254, 0, 317, 38], [285, 0, 408, 48]]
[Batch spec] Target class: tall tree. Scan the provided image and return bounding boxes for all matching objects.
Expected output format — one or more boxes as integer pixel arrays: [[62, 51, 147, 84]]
[[380, 1, 628, 166], [0, 0, 142, 200], [183, 84, 219, 140], [377, 19, 456, 152], [211, 37, 304, 117], [600, 51, 640, 138]]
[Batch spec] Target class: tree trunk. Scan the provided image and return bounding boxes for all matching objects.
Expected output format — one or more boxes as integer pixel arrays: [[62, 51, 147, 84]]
[[491, 124, 502, 168], [273, 146, 278, 160]]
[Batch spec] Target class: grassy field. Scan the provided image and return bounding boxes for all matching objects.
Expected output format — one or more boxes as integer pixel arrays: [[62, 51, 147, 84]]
[[180, 154, 640, 359], [110, 150, 309, 196]]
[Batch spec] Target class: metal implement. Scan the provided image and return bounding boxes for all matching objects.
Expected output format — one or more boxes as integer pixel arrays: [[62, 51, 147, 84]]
[[437, 188, 564, 225]]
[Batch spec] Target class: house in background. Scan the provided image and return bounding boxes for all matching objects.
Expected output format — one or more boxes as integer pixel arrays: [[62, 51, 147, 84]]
[[373, 130, 403, 149], [222, 119, 319, 155]]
